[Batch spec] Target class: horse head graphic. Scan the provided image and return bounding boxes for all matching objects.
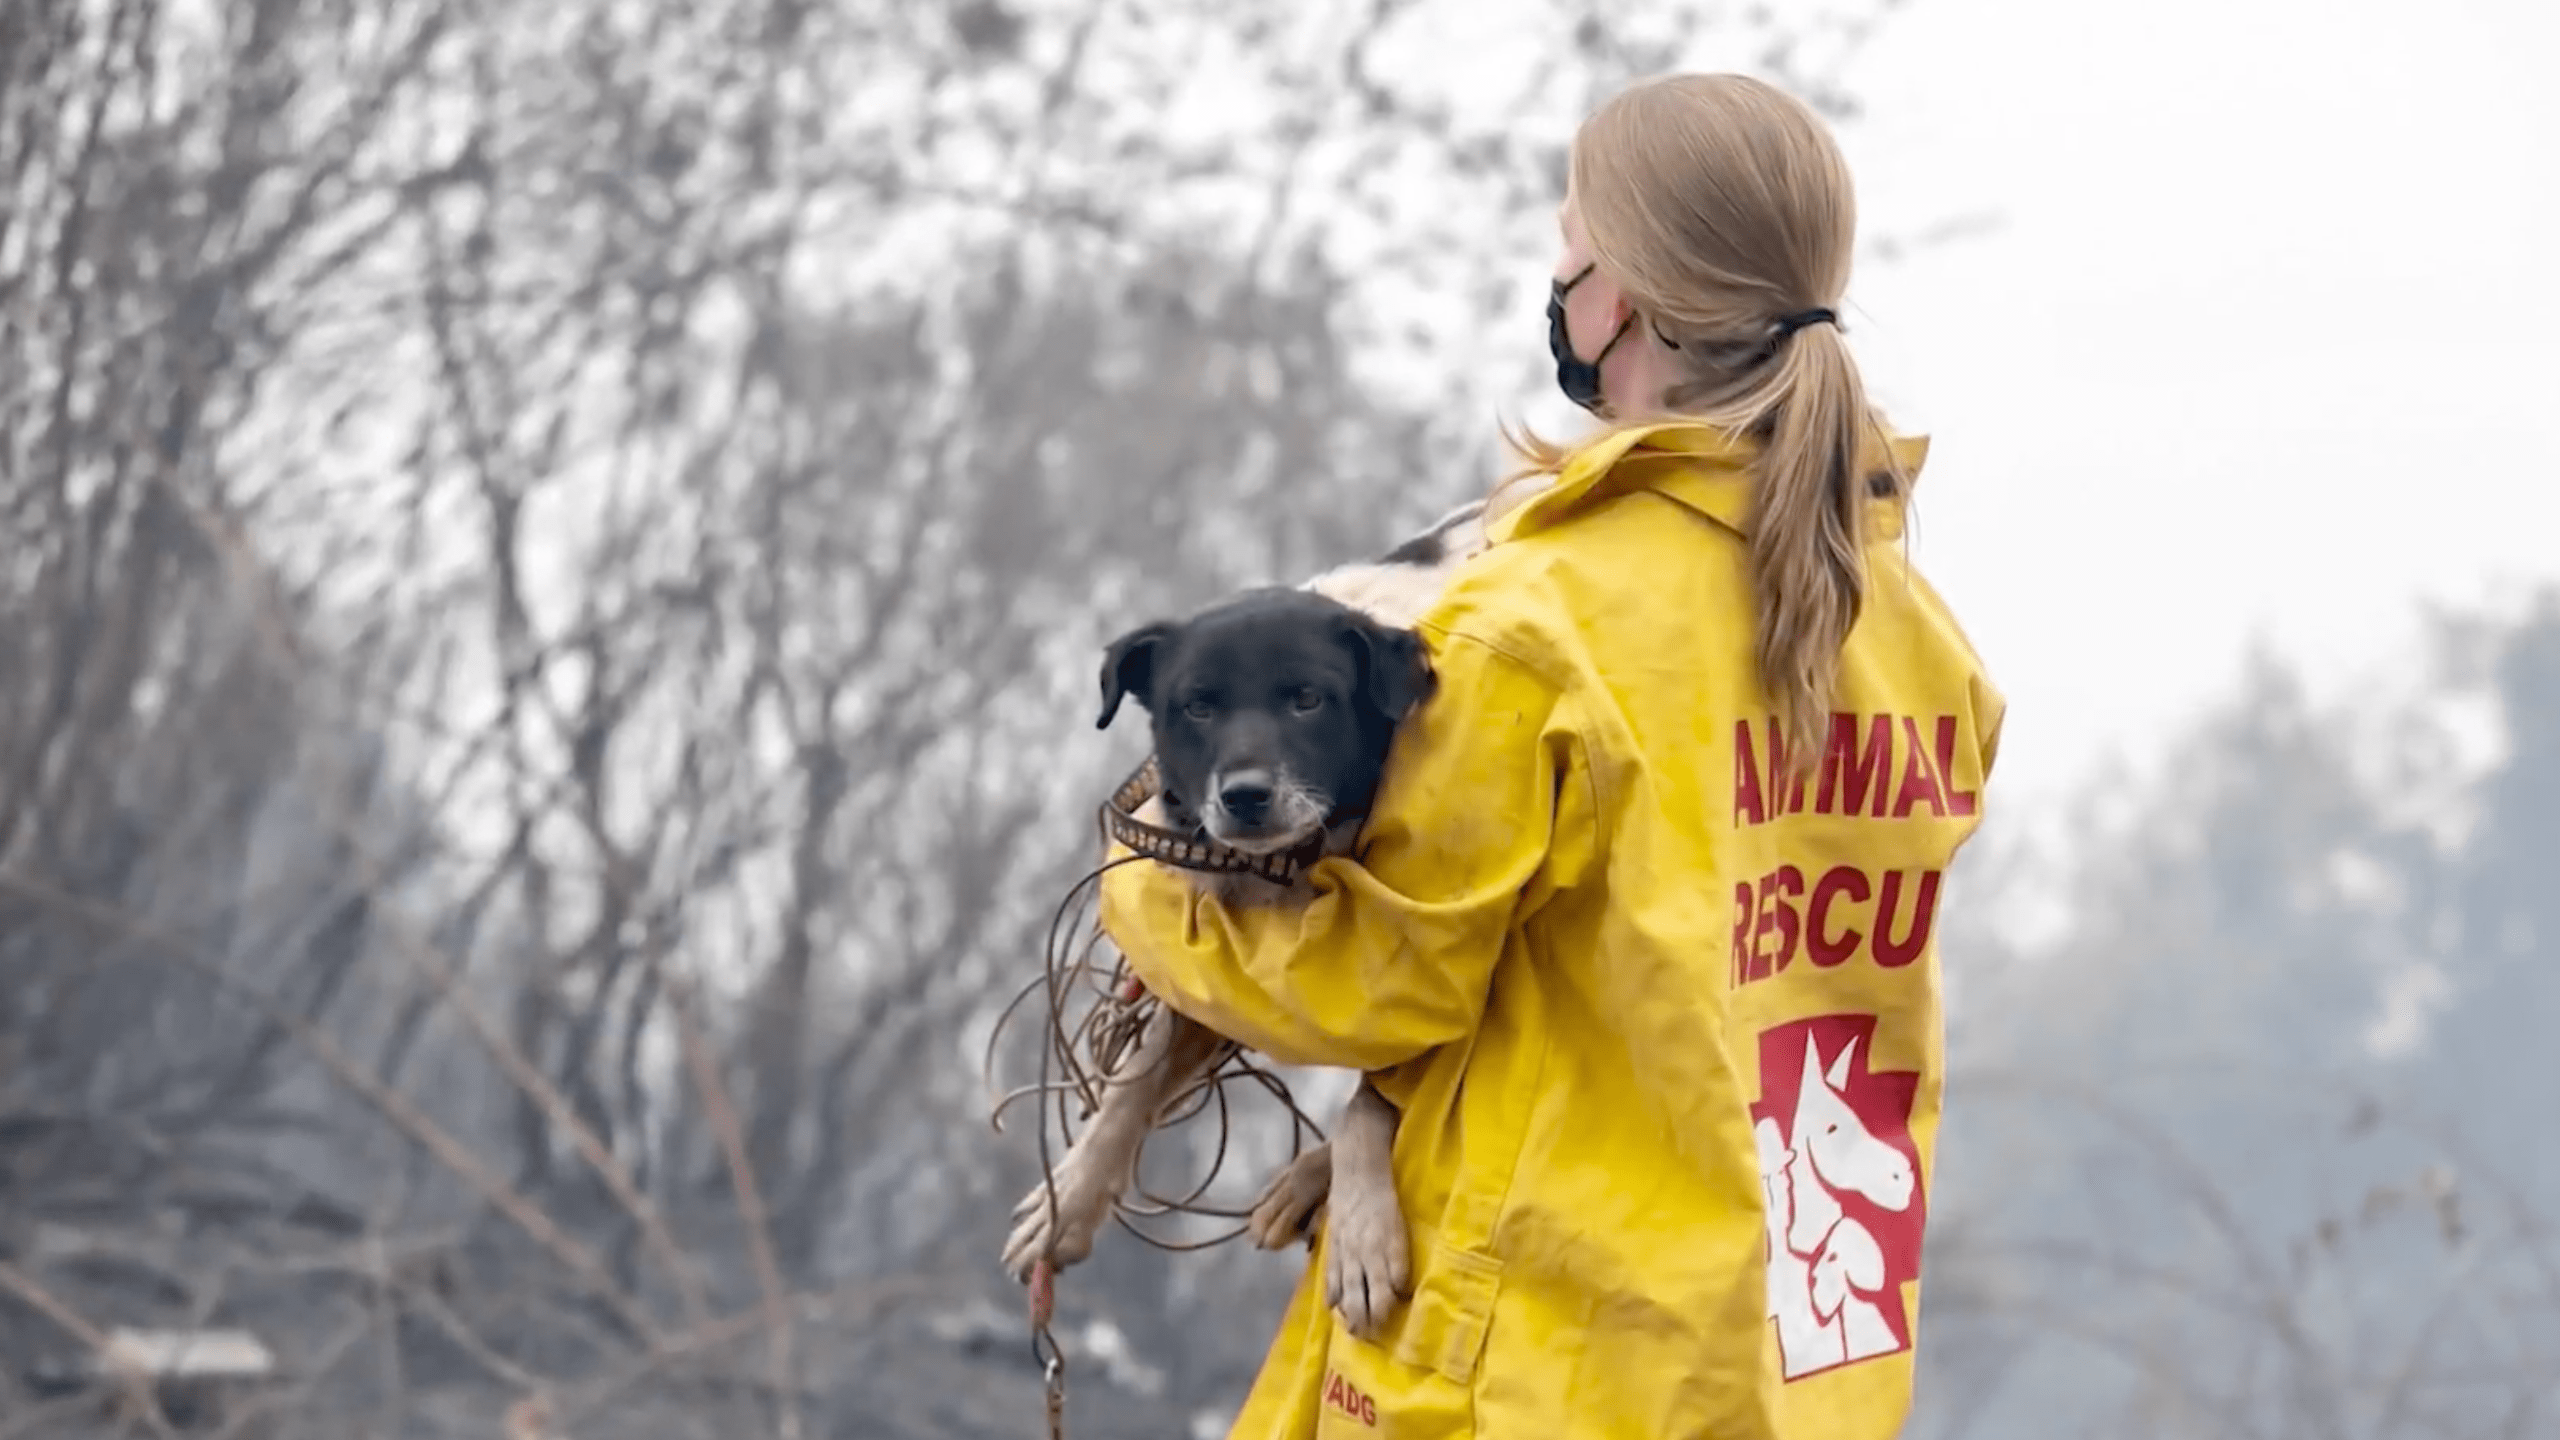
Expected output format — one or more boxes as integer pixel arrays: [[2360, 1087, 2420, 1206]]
[[1790, 1033, 1915, 1212]]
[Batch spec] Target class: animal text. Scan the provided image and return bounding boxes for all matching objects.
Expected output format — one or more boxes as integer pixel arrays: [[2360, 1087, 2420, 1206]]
[[1734, 713, 1980, 828]]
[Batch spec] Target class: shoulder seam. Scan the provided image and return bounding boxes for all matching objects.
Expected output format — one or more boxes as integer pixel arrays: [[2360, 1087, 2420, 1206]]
[[1414, 616, 1572, 695]]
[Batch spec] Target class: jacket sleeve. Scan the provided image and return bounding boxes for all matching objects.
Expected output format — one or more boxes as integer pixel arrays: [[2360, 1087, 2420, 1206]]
[[1097, 628, 1573, 1073]]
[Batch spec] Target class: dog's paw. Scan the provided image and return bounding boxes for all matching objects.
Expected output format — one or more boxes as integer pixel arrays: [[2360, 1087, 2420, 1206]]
[[1003, 1151, 1124, 1283], [1323, 1174, 1412, 1341], [1247, 1144, 1333, 1252]]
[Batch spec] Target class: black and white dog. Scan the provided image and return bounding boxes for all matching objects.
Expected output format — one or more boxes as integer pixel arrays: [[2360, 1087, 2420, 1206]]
[[1004, 496, 1494, 1339]]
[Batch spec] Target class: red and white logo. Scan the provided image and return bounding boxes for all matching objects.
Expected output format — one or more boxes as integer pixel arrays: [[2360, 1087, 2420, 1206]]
[[1748, 1014, 1927, 1380]]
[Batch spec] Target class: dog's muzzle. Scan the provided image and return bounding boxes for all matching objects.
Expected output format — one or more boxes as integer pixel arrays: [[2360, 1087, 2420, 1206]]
[[1203, 766, 1329, 855]]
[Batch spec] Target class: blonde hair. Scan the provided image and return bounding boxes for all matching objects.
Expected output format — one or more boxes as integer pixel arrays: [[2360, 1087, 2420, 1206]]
[[1504, 73, 1901, 774]]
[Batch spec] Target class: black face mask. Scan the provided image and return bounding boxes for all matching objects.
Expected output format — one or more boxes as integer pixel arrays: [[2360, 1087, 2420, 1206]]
[[1547, 263, 1633, 415]]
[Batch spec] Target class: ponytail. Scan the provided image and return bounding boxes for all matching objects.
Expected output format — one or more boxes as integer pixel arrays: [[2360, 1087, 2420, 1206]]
[[1746, 320, 1883, 781], [1506, 72, 1894, 780]]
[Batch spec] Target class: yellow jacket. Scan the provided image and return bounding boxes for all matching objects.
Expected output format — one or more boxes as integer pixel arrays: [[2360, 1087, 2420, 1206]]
[[1100, 422, 2004, 1440]]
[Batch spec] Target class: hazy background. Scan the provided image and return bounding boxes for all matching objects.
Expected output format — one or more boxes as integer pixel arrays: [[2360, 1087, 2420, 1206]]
[[1, 0, 2553, 1436]]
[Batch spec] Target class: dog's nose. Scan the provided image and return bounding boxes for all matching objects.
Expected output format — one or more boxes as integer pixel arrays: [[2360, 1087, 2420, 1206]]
[[1217, 772, 1276, 824]]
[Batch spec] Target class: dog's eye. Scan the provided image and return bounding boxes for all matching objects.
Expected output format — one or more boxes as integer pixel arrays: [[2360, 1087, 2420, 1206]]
[[1290, 688, 1324, 715], [1181, 698, 1216, 722]]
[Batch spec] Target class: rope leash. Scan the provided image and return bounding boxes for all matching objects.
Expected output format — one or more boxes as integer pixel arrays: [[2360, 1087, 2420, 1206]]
[[1030, 1258, 1066, 1440]]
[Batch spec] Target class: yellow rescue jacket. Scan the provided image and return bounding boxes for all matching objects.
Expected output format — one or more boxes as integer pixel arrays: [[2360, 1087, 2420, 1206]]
[[1100, 421, 2004, 1440]]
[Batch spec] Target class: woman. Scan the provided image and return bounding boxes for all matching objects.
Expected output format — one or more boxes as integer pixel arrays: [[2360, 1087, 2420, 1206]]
[[1100, 72, 2003, 1440]]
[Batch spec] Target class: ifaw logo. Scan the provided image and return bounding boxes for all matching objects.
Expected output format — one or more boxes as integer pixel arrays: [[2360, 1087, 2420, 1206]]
[[1748, 1014, 1927, 1381]]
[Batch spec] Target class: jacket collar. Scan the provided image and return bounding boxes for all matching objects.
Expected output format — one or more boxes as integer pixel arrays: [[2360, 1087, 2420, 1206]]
[[1490, 421, 1932, 546]]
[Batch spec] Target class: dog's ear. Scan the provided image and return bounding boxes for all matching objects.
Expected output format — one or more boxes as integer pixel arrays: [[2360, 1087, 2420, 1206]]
[[1340, 618, 1435, 724], [1097, 621, 1175, 729]]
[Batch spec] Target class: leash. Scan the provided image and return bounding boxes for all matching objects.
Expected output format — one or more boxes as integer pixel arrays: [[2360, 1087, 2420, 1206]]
[[1030, 1258, 1067, 1440]]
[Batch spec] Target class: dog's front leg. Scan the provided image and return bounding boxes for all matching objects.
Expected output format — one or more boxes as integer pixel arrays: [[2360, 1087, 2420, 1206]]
[[1004, 1003, 1179, 1280], [1243, 1080, 1413, 1337], [1003, 1006, 1232, 1281], [1322, 1079, 1411, 1339]]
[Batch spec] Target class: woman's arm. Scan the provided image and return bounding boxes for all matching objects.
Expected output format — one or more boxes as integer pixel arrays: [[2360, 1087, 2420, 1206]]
[[1098, 627, 1579, 1073]]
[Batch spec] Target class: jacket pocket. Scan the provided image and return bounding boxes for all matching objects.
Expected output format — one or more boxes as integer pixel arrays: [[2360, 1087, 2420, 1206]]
[[1391, 1239, 1504, 1386]]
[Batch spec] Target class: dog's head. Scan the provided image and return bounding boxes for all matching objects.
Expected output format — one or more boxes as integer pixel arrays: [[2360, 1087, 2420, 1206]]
[[1095, 588, 1435, 855]]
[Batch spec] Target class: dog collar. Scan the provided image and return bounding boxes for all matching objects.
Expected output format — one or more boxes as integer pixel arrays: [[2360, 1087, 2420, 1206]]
[[1101, 758, 1330, 885]]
